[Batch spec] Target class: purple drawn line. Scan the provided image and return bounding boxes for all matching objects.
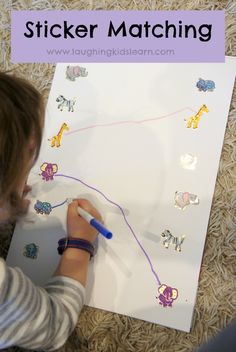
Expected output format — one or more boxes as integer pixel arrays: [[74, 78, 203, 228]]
[[54, 173, 162, 286], [65, 106, 196, 136]]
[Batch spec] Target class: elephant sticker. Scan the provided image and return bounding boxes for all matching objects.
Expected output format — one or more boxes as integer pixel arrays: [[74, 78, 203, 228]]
[[40, 162, 58, 181], [157, 284, 178, 307], [174, 191, 199, 210]]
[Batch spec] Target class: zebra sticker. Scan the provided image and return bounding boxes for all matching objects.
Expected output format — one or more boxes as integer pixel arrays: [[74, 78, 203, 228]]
[[56, 95, 76, 112]]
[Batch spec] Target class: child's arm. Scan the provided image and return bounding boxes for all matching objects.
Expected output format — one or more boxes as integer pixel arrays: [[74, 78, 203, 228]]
[[0, 258, 85, 351], [0, 199, 101, 351], [54, 247, 90, 286], [53, 198, 101, 286]]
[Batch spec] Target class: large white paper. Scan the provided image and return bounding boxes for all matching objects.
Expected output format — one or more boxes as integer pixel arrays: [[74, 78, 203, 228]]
[[7, 59, 236, 332]]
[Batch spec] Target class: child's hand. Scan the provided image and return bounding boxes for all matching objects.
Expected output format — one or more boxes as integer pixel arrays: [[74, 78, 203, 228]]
[[67, 199, 102, 243]]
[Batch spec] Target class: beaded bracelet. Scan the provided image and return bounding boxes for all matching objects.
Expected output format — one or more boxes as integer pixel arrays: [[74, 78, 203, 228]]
[[57, 237, 95, 258]]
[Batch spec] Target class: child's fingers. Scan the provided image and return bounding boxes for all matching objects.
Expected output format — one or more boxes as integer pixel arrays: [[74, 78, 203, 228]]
[[67, 200, 81, 222], [69, 198, 102, 222], [78, 199, 103, 222]]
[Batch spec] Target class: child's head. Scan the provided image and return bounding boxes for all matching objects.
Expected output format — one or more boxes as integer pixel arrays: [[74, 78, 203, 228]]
[[0, 71, 44, 221]]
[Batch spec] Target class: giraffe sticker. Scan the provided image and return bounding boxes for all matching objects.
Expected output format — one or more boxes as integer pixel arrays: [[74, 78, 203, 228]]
[[186, 104, 209, 129], [48, 123, 69, 148]]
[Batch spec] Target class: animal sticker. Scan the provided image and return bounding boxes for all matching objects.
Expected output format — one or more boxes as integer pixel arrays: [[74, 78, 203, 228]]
[[66, 65, 88, 81], [48, 123, 69, 148], [56, 95, 76, 112], [186, 104, 209, 129], [180, 154, 197, 170], [23, 243, 39, 259], [161, 230, 185, 252], [174, 191, 199, 210], [40, 162, 58, 181], [157, 284, 178, 307], [34, 200, 52, 215], [196, 78, 215, 92]]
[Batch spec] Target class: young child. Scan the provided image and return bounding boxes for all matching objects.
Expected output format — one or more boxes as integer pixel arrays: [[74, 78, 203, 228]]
[[0, 71, 102, 350]]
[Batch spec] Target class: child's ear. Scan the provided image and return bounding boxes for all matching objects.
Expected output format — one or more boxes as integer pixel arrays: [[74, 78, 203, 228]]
[[20, 198, 31, 215], [29, 136, 36, 150], [23, 184, 32, 195]]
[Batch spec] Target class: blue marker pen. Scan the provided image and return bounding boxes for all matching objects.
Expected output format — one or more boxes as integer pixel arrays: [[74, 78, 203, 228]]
[[66, 198, 112, 239], [77, 206, 113, 239]]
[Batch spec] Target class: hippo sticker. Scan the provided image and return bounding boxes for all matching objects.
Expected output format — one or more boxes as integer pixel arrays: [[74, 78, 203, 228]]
[[34, 200, 52, 215], [196, 78, 215, 92], [157, 284, 178, 307], [66, 65, 88, 81]]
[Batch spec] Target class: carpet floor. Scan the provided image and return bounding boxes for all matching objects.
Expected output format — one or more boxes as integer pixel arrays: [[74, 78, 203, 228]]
[[0, 1, 235, 351]]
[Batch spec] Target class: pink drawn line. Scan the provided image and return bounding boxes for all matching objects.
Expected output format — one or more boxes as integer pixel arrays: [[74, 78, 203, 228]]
[[65, 107, 196, 136], [54, 173, 162, 286]]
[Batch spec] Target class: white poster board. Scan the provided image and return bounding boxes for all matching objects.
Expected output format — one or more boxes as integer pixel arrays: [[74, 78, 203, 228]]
[[7, 59, 236, 332]]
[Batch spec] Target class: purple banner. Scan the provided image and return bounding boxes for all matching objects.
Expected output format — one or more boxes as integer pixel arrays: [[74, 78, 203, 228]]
[[11, 10, 225, 63]]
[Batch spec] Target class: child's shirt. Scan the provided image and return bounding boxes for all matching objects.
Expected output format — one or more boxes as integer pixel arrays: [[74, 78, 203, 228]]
[[0, 257, 85, 351]]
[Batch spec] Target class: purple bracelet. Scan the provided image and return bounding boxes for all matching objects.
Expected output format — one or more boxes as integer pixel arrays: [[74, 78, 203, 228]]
[[57, 237, 95, 258]]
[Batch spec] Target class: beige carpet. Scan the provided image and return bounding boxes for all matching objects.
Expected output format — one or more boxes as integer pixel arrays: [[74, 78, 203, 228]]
[[0, 1, 236, 351]]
